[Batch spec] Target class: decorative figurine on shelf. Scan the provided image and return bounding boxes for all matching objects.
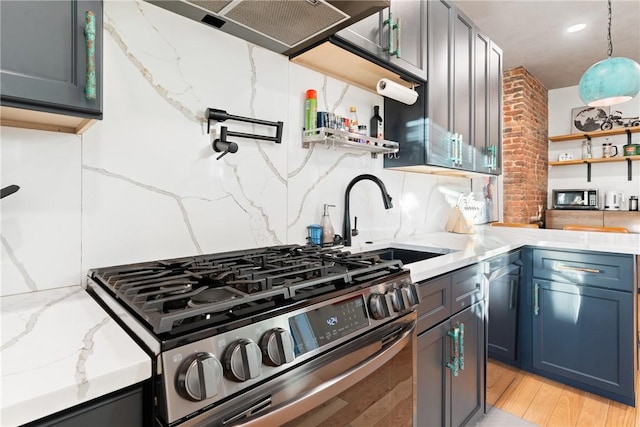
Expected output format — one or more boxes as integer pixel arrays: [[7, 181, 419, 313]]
[[600, 110, 640, 130]]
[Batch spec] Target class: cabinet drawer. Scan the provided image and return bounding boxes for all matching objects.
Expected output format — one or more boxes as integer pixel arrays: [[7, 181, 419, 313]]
[[532, 249, 634, 292], [486, 250, 521, 274], [417, 275, 451, 333], [452, 263, 484, 313]]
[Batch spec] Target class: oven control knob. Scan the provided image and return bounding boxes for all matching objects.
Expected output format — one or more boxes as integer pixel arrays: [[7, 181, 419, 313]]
[[403, 283, 421, 308], [369, 293, 392, 319], [177, 352, 223, 402], [224, 339, 262, 382], [391, 287, 409, 312], [261, 328, 295, 366]]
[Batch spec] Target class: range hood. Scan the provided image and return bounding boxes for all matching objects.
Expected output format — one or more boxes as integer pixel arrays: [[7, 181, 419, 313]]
[[144, 0, 388, 55]]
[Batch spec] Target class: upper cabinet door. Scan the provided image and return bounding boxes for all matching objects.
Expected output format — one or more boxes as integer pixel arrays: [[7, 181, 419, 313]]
[[387, 0, 427, 81], [334, 11, 384, 58], [452, 10, 474, 170], [427, 0, 453, 132], [0, 1, 102, 117], [488, 41, 503, 175], [335, 0, 426, 82]]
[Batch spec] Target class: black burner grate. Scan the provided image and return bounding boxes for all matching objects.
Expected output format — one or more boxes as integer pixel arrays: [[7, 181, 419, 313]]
[[89, 245, 403, 334]]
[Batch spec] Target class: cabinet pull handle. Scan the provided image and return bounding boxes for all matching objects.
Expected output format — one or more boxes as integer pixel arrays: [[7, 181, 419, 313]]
[[458, 323, 465, 371], [84, 11, 97, 100], [446, 327, 459, 377], [533, 282, 540, 315], [509, 278, 516, 310], [383, 12, 399, 57], [450, 134, 462, 166], [491, 145, 497, 170], [395, 17, 401, 58], [554, 263, 601, 274]]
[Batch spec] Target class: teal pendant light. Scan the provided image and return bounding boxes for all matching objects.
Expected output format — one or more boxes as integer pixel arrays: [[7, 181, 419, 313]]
[[578, 0, 640, 107]]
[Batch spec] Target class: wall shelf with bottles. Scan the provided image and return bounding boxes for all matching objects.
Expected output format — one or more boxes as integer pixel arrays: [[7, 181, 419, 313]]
[[549, 155, 640, 182], [548, 126, 640, 142], [549, 155, 640, 166], [301, 128, 399, 159]]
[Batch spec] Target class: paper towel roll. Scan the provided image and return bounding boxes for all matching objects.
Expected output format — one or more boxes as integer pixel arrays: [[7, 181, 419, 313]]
[[376, 78, 418, 105]]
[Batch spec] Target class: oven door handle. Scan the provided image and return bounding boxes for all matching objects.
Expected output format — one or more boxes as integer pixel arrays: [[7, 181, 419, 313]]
[[237, 321, 415, 426]]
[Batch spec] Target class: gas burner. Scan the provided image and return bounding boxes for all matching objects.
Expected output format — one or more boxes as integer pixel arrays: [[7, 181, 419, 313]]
[[187, 288, 238, 307]]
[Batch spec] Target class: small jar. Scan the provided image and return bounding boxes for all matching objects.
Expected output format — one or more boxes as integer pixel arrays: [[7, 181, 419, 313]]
[[358, 124, 368, 143], [629, 196, 639, 211]]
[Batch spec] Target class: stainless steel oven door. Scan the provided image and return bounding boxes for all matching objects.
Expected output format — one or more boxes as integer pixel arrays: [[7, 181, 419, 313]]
[[185, 311, 417, 426]]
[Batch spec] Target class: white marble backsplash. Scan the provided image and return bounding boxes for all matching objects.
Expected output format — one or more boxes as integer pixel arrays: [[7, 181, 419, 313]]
[[0, 0, 471, 297]]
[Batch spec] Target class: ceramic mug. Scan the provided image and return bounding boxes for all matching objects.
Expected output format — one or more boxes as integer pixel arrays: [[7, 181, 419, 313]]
[[602, 143, 618, 158]]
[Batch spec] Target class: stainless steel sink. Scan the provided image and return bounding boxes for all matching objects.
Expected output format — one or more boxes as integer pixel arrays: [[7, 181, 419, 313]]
[[364, 246, 456, 265]]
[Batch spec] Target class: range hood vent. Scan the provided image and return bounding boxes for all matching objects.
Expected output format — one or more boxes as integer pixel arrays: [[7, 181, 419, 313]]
[[145, 0, 365, 54]]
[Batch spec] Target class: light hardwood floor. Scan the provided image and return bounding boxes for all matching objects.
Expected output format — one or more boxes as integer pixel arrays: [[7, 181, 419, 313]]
[[487, 360, 639, 427]]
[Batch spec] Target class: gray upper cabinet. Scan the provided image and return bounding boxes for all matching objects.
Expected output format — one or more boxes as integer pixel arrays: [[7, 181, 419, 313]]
[[427, 1, 476, 172], [474, 32, 502, 174], [0, 0, 103, 133], [384, 0, 502, 175], [335, 0, 427, 81]]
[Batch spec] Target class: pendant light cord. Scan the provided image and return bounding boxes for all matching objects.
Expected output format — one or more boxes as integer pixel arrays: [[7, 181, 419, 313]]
[[607, 0, 613, 57]]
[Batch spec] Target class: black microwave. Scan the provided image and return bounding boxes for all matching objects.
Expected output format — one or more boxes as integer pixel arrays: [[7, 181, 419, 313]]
[[552, 189, 599, 210]]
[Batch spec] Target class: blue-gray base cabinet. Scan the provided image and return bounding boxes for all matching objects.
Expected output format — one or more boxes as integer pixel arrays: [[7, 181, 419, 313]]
[[486, 250, 521, 364], [0, 0, 103, 133], [520, 248, 636, 407], [416, 264, 486, 427]]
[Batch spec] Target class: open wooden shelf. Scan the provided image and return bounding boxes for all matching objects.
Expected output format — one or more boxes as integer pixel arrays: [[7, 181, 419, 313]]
[[549, 155, 640, 166], [549, 126, 640, 142]]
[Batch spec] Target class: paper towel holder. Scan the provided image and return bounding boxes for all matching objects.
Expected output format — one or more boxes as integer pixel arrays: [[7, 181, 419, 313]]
[[376, 79, 418, 105]]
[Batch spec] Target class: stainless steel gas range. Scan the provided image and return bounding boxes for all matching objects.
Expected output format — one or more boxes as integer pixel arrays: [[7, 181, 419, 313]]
[[85, 244, 420, 426]]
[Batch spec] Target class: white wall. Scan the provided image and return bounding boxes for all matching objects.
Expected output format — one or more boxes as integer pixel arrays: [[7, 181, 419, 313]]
[[0, 0, 472, 296], [548, 86, 640, 208]]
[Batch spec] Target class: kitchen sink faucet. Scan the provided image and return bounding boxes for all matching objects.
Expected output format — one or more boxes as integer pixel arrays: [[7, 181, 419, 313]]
[[343, 174, 393, 246]]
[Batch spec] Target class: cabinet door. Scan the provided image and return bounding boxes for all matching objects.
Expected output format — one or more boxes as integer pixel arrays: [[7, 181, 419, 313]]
[[334, 11, 383, 57], [532, 279, 634, 403], [388, 0, 427, 81], [417, 322, 452, 427], [474, 31, 490, 172], [427, 0, 452, 132], [418, 303, 486, 427], [452, 10, 474, 170], [488, 268, 519, 361], [0, 1, 102, 117], [487, 41, 502, 175], [450, 302, 485, 427]]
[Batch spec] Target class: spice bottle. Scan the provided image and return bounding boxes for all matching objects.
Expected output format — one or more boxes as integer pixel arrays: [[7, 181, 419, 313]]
[[348, 106, 358, 133]]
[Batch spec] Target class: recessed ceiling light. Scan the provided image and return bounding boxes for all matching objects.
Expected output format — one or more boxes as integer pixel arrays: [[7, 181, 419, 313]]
[[567, 23, 586, 33]]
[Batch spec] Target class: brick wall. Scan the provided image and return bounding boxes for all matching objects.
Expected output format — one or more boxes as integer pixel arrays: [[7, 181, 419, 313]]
[[502, 66, 548, 224]]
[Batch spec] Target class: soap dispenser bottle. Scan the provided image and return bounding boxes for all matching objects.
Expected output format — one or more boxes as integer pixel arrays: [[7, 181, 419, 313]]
[[321, 204, 336, 245]]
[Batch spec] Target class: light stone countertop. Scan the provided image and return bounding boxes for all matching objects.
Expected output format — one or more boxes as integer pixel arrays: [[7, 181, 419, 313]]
[[0, 286, 151, 426], [348, 226, 640, 282], [1, 226, 637, 426]]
